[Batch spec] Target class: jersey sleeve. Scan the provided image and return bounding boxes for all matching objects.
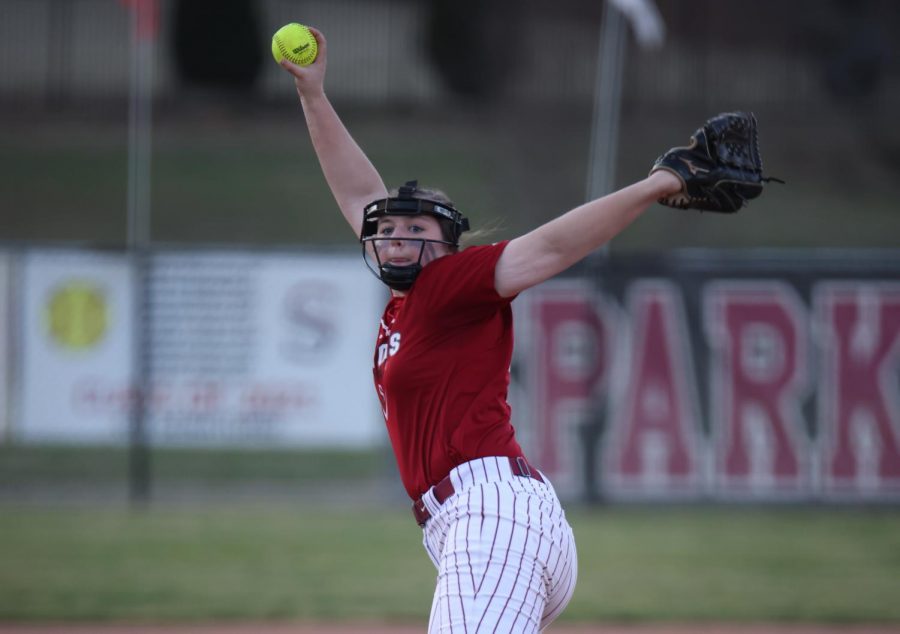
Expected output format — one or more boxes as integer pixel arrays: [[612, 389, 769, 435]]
[[411, 241, 513, 316]]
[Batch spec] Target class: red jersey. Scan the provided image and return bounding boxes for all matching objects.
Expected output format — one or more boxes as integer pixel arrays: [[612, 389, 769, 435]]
[[373, 241, 525, 499]]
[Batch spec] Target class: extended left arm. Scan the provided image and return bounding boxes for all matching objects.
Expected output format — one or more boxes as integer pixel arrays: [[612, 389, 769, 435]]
[[494, 171, 679, 298]]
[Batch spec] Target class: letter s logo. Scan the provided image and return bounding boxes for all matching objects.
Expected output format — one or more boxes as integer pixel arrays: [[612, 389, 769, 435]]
[[389, 332, 401, 356]]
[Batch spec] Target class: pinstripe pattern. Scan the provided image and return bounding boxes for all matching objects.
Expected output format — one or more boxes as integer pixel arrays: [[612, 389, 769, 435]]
[[422, 457, 577, 633]]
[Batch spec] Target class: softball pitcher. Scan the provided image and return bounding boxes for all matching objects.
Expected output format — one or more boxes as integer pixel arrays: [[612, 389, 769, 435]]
[[280, 26, 772, 633]]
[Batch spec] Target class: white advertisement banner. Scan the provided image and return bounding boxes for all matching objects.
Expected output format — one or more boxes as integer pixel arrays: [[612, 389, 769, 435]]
[[141, 251, 384, 447], [16, 249, 385, 448], [19, 249, 134, 443]]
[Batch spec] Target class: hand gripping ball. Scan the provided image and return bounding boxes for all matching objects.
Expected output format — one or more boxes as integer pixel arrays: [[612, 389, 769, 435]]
[[271, 23, 318, 66]]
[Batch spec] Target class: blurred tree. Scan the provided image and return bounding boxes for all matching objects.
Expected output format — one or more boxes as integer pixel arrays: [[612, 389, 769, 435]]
[[172, 0, 263, 92], [425, 0, 520, 101]]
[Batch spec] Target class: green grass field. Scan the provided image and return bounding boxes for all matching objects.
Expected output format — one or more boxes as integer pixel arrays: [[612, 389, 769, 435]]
[[1, 504, 898, 624], [0, 446, 386, 484]]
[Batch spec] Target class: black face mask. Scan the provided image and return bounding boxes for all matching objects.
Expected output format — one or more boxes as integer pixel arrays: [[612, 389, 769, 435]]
[[361, 236, 455, 291]]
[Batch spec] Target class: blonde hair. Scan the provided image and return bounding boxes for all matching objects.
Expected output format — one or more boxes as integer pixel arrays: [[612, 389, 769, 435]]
[[460, 218, 504, 248]]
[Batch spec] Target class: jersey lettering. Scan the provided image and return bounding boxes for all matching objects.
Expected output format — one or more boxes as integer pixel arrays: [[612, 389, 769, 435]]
[[378, 332, 402, 366]]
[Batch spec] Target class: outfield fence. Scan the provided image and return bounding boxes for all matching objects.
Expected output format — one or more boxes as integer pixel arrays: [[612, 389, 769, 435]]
[[1, 245, 898, 504]]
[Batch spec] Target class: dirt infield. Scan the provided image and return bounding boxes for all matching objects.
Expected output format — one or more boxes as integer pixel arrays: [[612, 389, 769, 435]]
[[1, 624, 899, 634]]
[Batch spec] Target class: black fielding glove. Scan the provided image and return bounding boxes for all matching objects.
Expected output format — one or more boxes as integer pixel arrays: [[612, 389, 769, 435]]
[[651, 112, 783, 213]]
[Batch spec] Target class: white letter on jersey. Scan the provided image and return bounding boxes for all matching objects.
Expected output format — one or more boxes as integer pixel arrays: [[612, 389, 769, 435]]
[[389, 332, 401, 355], [378, 332, 402, 367]]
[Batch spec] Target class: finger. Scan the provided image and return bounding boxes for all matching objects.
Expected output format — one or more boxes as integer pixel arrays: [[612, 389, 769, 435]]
[[279, 58, 304, 78], [308, 27, 327, 59]]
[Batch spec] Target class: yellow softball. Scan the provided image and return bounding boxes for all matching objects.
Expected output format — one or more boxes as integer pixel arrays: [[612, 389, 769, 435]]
[[271, 23, 318, 66]]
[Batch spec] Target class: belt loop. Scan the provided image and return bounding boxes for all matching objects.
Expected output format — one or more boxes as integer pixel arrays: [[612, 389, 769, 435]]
[[414, 498, 430, 527], [515, 456, 531, 478]]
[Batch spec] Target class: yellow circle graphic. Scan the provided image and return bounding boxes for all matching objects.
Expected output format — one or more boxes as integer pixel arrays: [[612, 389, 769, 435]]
[[46, 282, 109, 350]]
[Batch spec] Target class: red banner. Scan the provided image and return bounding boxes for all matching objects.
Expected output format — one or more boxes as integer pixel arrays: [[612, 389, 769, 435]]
[[516, 257, 900, 503]]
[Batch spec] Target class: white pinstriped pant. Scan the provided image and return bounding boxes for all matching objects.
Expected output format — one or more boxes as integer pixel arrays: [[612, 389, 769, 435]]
[[419, 457, 578, 633]]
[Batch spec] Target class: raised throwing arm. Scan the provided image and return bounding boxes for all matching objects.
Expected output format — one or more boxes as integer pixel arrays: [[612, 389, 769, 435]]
[[279, 28, 388, 237], [494, 171, 681, 298]]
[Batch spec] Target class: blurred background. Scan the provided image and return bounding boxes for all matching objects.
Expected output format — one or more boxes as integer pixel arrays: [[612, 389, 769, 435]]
[[1, 0, 899, 629], [2, 0, 900, 247]]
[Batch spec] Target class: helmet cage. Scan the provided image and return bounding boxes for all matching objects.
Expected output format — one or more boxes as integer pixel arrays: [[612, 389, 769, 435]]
[[361, 236, 457, 291], [360, 180, 470, 291], [360, 180, 470, 246]]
